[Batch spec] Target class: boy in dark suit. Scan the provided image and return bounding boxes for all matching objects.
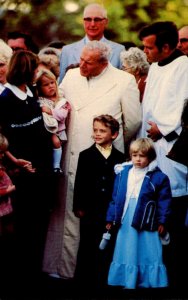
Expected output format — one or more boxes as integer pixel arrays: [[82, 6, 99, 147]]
[[73, 114, 125, 293]]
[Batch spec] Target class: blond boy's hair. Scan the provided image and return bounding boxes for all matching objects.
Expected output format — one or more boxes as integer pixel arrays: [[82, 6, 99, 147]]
[[129, 138, 156, 162]]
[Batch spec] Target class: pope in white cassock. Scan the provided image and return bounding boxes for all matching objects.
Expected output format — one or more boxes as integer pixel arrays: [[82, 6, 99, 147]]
[[42, 40, 141, 279]]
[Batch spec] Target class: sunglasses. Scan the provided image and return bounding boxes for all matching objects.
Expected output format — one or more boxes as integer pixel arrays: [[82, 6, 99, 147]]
[[83, 17, 106, 23], [179, 38, 188, 43]]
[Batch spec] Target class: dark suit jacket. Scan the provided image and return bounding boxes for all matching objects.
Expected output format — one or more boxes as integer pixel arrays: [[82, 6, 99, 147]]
[[73, 144, 124, 286], [73, 143, 125, 221]]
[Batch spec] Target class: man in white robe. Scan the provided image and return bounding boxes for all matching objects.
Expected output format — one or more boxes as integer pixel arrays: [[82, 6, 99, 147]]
[[138, 21, 188, 290], [42, 40, 141, 280]]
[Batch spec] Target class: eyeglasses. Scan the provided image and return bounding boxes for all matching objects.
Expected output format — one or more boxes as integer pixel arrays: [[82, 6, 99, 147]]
[[121, 66, 132, 71], [179, 38, 188, 43], [83, 17, 106, 23]]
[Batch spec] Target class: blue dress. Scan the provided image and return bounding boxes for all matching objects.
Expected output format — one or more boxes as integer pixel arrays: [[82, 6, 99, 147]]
[[108, 196, 168, 288]]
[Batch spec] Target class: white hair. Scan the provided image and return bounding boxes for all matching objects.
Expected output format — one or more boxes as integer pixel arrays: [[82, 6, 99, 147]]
[[83, 3, 107, 18], [38, 47, 61, 59], [84, 40, 111, 62], [120, 47, 150, 75], [0, 39, 13, 64]]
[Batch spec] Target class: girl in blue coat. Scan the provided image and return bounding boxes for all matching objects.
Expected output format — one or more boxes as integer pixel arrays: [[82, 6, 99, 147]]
[[106, 138, 172, 289]]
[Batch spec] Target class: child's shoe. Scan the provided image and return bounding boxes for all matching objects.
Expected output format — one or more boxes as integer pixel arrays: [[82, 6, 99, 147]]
[[53, 168, 64, 175]]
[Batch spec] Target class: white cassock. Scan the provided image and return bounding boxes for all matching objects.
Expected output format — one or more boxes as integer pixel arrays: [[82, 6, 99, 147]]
[[42, 63, 141, 278]]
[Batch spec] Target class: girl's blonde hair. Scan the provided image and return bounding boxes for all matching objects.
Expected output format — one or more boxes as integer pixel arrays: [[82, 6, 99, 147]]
[[35, 68, 59, 103], [129, 138, 156, 162], [0, 39, 12, 64]]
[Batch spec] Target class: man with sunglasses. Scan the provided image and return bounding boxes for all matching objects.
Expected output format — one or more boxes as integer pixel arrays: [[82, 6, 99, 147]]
[[177, 25, 188, 55], [58, 3, 124, 83]]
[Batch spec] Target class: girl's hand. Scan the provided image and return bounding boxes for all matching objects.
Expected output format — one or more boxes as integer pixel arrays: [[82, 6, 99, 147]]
[[16, 159, 32, 167], [7, 184, 16, 193], [42, 106, 52, 115], [0, 184, 16, 196], [23, 163, 36, 173], [158, 224, 166, 236], [63, 102, 71, 111], [106, 223, 112, 231], [15, 159, 36, 173]]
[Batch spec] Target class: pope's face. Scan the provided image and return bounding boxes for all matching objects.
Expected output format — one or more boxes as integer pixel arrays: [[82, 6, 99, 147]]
[[79, 48, 107, 77]]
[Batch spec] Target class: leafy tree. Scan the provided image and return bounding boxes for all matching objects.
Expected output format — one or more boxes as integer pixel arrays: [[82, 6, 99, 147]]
[[0, 0, 188, 49]]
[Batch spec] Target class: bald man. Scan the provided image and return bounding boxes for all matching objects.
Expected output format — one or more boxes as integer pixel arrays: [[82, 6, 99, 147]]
[[177, 25, 188, 55]]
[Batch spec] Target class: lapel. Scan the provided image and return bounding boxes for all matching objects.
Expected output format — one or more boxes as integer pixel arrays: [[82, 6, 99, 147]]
[[103, 38, 116, 61], [71, 38, 86, 62], [73, 64, 117, 111]]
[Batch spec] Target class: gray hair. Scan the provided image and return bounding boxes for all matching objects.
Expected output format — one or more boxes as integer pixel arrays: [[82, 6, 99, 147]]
[[83, 40, 111, 62], [83, 3, 107, 18], [0, 39, 12, 64], [38, 47, 60, 79], [38, 47, 61, 59], [120, 47, 150, 75]]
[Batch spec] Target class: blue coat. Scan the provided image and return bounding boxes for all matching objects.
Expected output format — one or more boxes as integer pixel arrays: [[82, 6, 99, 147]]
[[58, 36, 125, 83], [106, 161, 172, 231]]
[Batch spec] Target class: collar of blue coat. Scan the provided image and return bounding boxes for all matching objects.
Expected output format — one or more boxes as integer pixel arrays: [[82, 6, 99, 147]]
[[114, 159, 158, 175]]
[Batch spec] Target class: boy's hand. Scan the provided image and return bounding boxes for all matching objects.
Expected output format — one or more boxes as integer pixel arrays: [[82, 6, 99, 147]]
[[74, 210, 85, 218]]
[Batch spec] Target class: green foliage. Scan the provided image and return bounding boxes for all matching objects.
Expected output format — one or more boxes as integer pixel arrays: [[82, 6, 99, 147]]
[[1, 0, 188, 49]]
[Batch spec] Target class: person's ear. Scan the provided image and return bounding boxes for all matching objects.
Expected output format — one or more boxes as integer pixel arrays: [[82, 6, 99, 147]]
[[112, 131, 118, 140], [104, 18, 108, 28], [162, 43, 171, 54]]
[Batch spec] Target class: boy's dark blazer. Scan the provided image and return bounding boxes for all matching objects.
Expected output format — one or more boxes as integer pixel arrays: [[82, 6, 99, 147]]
[[73, 143, 125, 218]]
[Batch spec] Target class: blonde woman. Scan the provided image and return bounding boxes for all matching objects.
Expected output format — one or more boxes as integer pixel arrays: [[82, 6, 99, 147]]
[[0, 39, 12, 93]]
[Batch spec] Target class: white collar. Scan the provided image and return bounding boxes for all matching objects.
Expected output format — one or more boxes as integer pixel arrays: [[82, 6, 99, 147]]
[[0, 83, 5, 94], [5, 83, 33, 100], [88, 64, 109, 80], [85, 35, 105, 44]]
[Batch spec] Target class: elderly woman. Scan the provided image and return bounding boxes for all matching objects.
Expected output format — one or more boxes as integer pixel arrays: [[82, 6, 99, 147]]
[[38, 47, 61, 80], [120, 47, 150, 102], [0, 39, 12, 94]]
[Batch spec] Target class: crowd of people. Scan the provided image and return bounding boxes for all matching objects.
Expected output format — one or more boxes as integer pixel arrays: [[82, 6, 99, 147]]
[[0, 2, 188, 299]]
